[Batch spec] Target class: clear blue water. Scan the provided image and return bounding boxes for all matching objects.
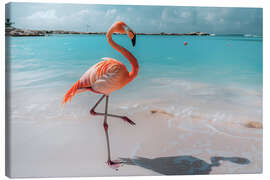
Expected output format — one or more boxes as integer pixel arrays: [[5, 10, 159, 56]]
[[7, 34, 262, 123], [8, 34, 262, 90]]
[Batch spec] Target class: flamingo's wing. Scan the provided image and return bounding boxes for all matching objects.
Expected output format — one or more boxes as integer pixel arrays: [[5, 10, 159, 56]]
[[78, 59, 115, 88], [81, 58, 128, 94], [96, 58, 116, 79], [63, 58, 128, 104]]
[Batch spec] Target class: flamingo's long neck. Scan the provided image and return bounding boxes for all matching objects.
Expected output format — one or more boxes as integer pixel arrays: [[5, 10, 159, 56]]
[[106, 30, 139, 82]]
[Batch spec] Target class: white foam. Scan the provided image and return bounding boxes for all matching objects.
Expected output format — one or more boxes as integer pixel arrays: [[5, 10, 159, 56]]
[[131, 143, 141, 157], [119, 105, 129, 110], [206, 124, 259, 140]]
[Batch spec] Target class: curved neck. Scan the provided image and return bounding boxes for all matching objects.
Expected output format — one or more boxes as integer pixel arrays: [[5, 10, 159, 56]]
[[106, 30, 139, 82]]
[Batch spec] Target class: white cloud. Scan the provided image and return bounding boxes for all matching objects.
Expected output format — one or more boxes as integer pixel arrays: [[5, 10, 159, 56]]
[[127, 7, 133, 12], [115, 15, 129, 23], [26, 10, 57, 20], [16, 5, 261, 35], [23, 8, 104, 30], [77, 9, 89, 16], [161, 8, 193, 25], [105, 9, 117, 17], [181, 11, 191, 18]]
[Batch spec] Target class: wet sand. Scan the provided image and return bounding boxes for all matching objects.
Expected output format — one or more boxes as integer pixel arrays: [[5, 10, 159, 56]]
[[7, 96, 262, 178]]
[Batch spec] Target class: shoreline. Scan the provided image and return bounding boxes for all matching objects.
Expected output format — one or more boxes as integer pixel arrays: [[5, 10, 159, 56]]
[[6, 27, 211, 37], [5, 28, 262, 38]]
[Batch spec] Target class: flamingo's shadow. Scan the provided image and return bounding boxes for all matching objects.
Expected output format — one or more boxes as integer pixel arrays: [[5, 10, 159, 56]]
[[120, 156, 250, 175]]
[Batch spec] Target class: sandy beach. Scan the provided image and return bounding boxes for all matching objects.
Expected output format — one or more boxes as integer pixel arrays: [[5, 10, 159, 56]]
[[7, 86, 262, 177]]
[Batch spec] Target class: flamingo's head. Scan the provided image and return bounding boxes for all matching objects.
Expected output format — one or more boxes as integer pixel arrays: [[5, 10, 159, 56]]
[[110, 21, 136, 46]]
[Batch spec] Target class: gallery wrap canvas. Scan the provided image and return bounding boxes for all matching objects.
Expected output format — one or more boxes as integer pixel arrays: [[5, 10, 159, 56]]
[[5, 2, 262, 178]]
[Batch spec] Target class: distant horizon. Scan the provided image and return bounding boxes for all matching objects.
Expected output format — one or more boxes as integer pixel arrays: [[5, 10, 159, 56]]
[[5, 2, 263, 35], [5, 26, 263, 36]]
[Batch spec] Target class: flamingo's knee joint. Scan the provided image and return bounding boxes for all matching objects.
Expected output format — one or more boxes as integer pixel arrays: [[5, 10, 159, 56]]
[[122, 116, 128, 121], [90, 109, 97, 115], [103, 122, 108, 131]]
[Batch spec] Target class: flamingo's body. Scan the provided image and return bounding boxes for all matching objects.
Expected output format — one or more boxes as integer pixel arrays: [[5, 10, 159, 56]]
[[62, 57, 130, 102], [62, 21, 138, 168]]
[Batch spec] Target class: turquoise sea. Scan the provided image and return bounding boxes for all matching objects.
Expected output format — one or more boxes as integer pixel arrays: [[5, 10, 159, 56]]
[[7, 34, 262, 107], [7, 34, 262, 123], [7, 33, 262, 134], [8, 34, 262, 88], [6, 34, 262, 177]]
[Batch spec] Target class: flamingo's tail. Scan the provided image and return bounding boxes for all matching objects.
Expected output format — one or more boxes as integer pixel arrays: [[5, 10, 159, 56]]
[[62, 80, 81, 105]]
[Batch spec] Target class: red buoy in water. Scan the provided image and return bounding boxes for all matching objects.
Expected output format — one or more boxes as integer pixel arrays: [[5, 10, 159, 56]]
[[184, 41, 188, 46]]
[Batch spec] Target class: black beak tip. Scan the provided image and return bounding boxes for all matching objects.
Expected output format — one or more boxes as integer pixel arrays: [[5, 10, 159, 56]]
[[132, 35, 136, 47]]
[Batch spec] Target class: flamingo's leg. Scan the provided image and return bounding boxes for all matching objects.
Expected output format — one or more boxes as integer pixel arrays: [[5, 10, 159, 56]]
[[91, 112, 135, 126], [90, 96, 135, 126], [103, 96, 122, 168], [90, 95, 106, 113]]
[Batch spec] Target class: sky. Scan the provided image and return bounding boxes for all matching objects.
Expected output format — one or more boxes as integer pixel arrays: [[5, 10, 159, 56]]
[[5, 2, 263, 35]]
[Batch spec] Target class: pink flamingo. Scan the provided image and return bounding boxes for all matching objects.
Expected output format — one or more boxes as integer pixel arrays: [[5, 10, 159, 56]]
[[62, 21, 138, 168]]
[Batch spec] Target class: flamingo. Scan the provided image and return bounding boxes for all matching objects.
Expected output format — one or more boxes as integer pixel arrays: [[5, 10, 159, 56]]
[[62, 21, 138, 168]]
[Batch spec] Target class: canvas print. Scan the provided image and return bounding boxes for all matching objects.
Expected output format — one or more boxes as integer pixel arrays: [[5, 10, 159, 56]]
[[5, 2, 262, 178]]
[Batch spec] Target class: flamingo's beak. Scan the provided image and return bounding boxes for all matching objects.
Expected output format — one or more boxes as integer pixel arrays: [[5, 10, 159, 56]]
[[132, 34, 136, 47], [126, 26, 136, 47]]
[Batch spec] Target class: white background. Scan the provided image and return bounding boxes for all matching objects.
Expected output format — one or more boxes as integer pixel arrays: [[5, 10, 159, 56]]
[[0, 0, 268, 180]]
